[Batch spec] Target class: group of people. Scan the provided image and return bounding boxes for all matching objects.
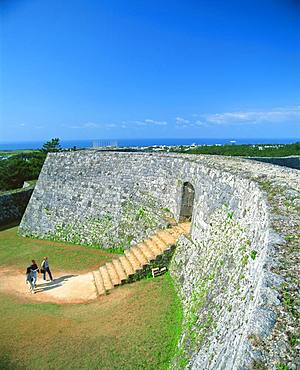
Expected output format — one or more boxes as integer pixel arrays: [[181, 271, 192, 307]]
[[26, 256, 53, 293]]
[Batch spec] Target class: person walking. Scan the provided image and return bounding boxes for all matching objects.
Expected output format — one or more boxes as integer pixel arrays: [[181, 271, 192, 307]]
[[26, 265, 34, 293], [26, 260, 39, 293], [41, 257, 53, 281], [30, 260, 39, 290]]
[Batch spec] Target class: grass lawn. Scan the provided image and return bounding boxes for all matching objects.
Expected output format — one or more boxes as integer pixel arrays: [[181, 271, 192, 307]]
[[0, 226, 117, 273], [0, 226, 182, 369]]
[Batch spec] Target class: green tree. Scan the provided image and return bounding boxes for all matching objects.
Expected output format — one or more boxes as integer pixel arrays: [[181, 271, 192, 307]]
[[41, 138, 62, 152], [0, 138, 63, 192], [0, 157, 32, 190]]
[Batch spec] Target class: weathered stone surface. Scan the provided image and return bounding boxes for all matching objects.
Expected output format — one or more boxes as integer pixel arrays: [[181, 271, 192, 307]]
[[19, 151, 300, 369], [19, 152, 175, 248]]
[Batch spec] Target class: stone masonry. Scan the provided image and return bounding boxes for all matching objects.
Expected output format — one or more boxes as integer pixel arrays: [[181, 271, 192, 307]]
[[19, 151, 300, 369]]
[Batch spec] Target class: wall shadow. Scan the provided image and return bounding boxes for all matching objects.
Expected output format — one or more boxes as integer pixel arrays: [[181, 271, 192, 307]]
[[35, 274, 77, 292]]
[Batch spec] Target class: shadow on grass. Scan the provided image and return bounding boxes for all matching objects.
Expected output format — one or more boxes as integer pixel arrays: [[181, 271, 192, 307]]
[[0, 221, 20, 232], [0, 353, 25, 370], [35, 274, 77, 292]]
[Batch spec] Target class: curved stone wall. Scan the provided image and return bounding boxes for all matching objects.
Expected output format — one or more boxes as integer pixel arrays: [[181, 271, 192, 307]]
[[19, 151, 299, 368]]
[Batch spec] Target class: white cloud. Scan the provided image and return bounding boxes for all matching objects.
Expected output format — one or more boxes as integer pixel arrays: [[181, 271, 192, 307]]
[[204, 106, 300, 125], [176, 117, 190, 125], [194, 120, 206, 126], [68, 125, 80, 129], [63, 105, 300, 132], [134, 120, 146, 126], [134, 119, 167, 126], [84, 122, 100, 128], [67, 122, 99, 129], [67, 122, 117, 129], [175, 117, 206, 128], [145, 119, 167, 125]]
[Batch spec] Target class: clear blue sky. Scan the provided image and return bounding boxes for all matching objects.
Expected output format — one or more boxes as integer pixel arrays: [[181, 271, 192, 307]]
[[0, 0, 300, 141]]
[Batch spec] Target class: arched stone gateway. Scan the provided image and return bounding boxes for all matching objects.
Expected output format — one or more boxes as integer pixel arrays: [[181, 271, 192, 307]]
[[179, 182, 195, 221]]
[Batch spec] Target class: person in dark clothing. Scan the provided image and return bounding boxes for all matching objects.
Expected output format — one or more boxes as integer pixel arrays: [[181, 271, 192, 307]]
[[26, 265, 34, 292], [26, 260, 39, 293], [41, 257, 53, 281]]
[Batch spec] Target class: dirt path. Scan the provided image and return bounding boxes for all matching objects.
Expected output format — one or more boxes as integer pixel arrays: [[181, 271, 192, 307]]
[[0, 267, 98, 304]]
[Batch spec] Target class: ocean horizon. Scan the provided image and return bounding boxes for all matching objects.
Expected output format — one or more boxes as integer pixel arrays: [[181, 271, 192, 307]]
[[0, 137, 298, 150]]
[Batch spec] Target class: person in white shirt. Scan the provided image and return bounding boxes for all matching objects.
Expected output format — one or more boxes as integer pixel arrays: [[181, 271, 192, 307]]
[[41, 256, 53, 281]]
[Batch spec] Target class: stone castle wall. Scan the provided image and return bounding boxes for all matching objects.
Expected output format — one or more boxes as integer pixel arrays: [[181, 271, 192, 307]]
[[19, 151, 182, 248], [19, 151, 299, 369], [170, 175, 271, 369]]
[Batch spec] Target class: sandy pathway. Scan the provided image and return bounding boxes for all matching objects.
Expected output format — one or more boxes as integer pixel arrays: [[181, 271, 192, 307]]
[[0, 267, 98, 304]]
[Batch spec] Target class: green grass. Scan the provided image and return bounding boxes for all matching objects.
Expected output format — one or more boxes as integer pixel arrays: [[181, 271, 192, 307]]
[[0, 149, 40, 157], [0, 226, 183, 369], [0, 226, 117, 272], [0, 275, 182, 370]]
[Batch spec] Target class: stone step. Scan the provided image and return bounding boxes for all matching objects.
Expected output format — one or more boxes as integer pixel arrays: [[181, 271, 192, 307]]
[[156, 230, 177, 245], [93, 222, 191, 296], [124, 249, 143, 271], [112, 259, 128, 282], [167, 227, 183, 238], [118, 255, 135, 276], [139, 243, 156, 261], [150, 235, 169, 252], [99, 266, 114, 291], [93, 270, 106, 296], [167, 226, 184, 238], [152, 237, 168, 253], [177, 222, 191, 234], [144, 239, 162, 256], [131, 246, 149, 266], [106, 262, 121, 286]]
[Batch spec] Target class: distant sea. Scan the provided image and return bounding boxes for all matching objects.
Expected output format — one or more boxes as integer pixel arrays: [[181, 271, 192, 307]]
[[0, 138, 298, 150]]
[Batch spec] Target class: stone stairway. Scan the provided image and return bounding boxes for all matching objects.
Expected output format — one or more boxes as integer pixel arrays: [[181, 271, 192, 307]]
[[92, 222, 191, 296]]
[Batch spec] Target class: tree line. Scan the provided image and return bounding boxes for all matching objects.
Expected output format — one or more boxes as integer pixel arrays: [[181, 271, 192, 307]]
[[0, 138, 72, 192], [169, 142, 300, 157]]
